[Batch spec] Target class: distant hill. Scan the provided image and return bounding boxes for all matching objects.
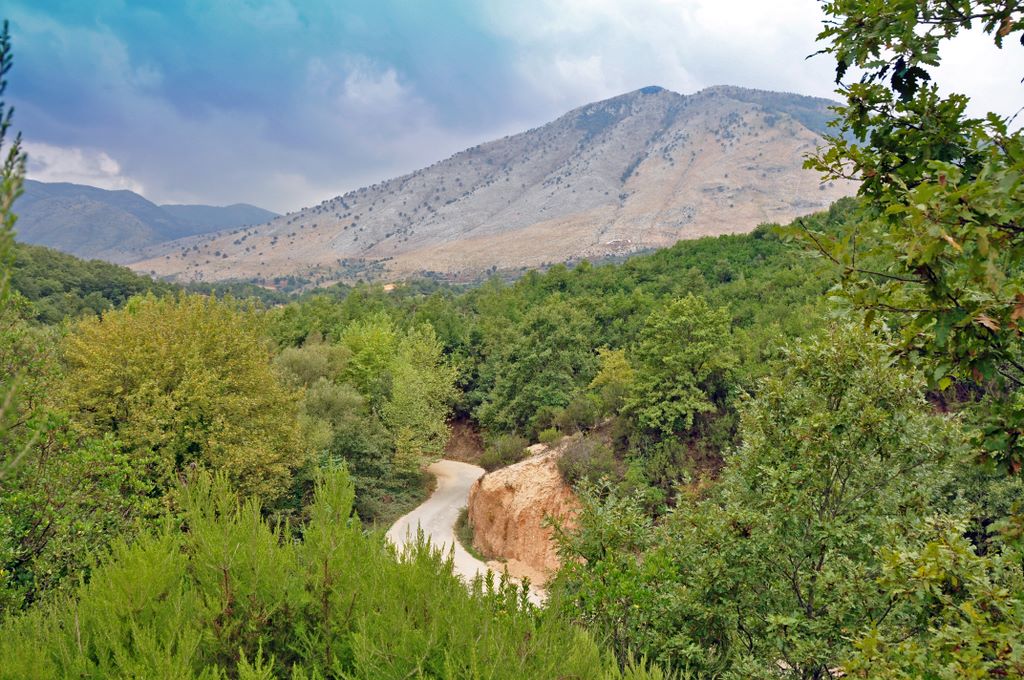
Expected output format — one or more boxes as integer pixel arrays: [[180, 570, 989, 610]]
[[14, 180, 277, 263], [160, 203, 281, 234], [10, 242, 177, 323], [135, 85, 855, 286]]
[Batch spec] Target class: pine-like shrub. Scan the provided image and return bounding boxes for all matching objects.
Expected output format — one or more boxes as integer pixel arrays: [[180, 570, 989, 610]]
[[0, 469, 661, 679]]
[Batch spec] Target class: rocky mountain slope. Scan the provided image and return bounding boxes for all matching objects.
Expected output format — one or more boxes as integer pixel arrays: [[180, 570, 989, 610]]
[[134, 85, 854, 284], [15, 180, 277, 262]]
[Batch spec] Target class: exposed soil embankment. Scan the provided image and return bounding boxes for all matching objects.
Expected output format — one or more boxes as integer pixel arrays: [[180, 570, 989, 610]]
[[466, 442, 579, 587], [444, 418, 485, 464]]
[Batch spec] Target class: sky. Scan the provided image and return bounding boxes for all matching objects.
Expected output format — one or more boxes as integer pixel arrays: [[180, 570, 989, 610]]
[[6, 0, 1023, 213]]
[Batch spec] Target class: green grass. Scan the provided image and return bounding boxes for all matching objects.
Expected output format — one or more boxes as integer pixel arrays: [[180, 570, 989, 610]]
[[455, 507, 491, 563], [366, 470, 438, 529]]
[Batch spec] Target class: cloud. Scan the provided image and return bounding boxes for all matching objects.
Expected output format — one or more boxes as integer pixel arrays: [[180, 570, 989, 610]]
[[4, 0, 1022, 213], [23, 141, 146, 194], [484, 0, 831, 109], [343, 65, 405, 110]]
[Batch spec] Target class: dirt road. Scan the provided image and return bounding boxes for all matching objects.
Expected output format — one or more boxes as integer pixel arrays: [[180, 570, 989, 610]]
[[386, 459, 544, 604], [386, 459, 490, 580]]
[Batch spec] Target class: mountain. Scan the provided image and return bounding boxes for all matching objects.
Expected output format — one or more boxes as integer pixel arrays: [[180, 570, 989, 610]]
[[160, 203, 281, 234], [14, 180, 277, 262], [133, 85, 854, 284]]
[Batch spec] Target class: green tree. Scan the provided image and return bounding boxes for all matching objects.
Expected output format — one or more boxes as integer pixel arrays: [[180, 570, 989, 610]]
[[475, 299, 598, 433], [383, 323, 457, 475], [589, 347, 635, 415], [624, 294, 733, 436], [801, 0, 1024, 468], [0, 416, 156, 613], [61, 294, 307, 505], [0, 20, 22, 309], [0, 19, 26, 478], [554, 326, 963, 678], [338, 312, 399, 407], [847, 516, 1024, 678]]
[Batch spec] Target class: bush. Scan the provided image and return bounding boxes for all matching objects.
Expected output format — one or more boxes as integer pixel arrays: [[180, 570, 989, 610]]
[[479, 434, 529, 472], [0, 469, 662, 679], [538, 427, 561, 445], [61, 294, 306, 506], [555, 393, 602, 433], [558, 436, 622, 487]]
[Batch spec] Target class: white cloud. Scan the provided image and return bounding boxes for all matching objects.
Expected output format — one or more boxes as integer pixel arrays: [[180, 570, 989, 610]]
[[485, 0, 1022, 116], [23, 141, 146, 194], [11, 0, 1022, 214], [343, 66, 406, 110], [482, 0, 830, 114]]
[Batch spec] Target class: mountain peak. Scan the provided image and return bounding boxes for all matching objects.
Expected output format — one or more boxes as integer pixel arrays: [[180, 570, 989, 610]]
[[131, 85, 854, 286]]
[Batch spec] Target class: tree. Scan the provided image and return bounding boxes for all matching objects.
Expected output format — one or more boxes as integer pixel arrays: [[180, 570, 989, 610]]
[[801, 0, 1024, 468], [0, 19, 26, 479], [589, 347, 635, 416], [338, 312, 398, 407], [846, 515, 1024, 678], [475, 300, 598, 433], [0, 20, 22, 308], [0, 415, 157, 613], [553, 326, 963, 677], [383, 324, 457, 475], [61, 294, 307, 505], [624, 294, 733, 436]]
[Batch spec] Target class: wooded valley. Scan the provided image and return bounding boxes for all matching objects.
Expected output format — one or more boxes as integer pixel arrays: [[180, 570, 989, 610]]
[[2, 1, 1023, 678]]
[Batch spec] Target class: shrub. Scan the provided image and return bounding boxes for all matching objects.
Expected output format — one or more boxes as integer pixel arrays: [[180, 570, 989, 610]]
[[558, 436, 622, 487], [479, 434, 529, 472], [0, 469, 662, 679], [538, 427, 561, 445], [555, 393, 602, 433]]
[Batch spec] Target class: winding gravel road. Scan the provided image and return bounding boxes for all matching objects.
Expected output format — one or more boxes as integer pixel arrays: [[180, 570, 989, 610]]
[[387, 459, 545, 604], [386, 459, 491, 581]]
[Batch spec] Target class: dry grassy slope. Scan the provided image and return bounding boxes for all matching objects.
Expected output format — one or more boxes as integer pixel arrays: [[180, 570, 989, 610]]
[[132, 85, 854, 284]]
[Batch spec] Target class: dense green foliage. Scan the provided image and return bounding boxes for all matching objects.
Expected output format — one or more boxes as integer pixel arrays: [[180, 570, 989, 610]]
[[3, 2, 1023, 676], [547, 3, 1024, 678], [62, 294, 308, 505], [0, 192, 844, 629], [275, 316, 457, 523], [0, 469, 662, 680], [0, 18, 25, 480], [551, 328, 985, 677], [623, 294, 733, 437], [10, 243, 175, 323], [263, 205, 850, 493], [802, 0, 1024, 469]]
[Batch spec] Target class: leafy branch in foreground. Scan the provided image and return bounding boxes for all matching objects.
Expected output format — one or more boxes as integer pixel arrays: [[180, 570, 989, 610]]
[[797, 0, 1024, 469]]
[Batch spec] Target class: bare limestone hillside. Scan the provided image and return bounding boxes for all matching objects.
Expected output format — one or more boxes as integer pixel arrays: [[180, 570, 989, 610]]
[[133, 85, 853, 285]]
